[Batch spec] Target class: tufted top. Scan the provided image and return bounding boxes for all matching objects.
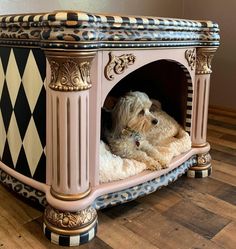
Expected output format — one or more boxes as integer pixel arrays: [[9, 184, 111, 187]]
[[0, 10, 220, 49]]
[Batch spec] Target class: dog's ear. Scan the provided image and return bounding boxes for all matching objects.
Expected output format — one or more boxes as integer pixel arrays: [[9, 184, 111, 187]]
[[150, 99, 162, 112], [111, 97, 131, 135], [104, 95, 118, 110]]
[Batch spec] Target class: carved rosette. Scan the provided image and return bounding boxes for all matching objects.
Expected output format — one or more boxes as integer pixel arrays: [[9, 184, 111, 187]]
[[196, 47, 218, 74], [44, 205, 97, 231], [46, 51, 96, 91], [105, 52, 136, 80], [197, 152, 211, 167], [185, 49, 196, 70]]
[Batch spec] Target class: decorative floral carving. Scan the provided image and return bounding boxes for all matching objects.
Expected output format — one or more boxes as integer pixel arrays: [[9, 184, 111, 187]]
[[104, 52, 136, 80], [196, 47, 217, 74], [47, 55, 94, 91], [44, 205, 97, 229], [185, 49, 196, 70], [197, 152, 211, 166]]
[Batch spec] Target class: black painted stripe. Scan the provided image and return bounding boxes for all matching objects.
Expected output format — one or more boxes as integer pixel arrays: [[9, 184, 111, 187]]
[[106, 16, 115, 24], [9, 16, 14, 22], [44, 226, 52, 241], [59, 234, 70, 246], [28, 15, 35, 22], [95, 15, 102, 23], [67, 12, 79, 21], [148, 18, 155, 25], [186, 105, 192, 110], [135, 17, 143, 25], [121, 16, 130, 24], [87, 14, 95, 22], [195, 170, 203, 178], [18, 16, 24, 22], [80, 231, 89, 244], [48, 14, 56, 21]]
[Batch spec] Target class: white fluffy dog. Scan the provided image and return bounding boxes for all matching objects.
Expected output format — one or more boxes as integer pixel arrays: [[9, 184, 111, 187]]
[[106, 91, 191, 171], [147, 98, 191, 161]]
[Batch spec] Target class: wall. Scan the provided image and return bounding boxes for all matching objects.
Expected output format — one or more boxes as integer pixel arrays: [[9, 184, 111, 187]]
[[183, 0, 236, 110], [0, 0, 183, 17]]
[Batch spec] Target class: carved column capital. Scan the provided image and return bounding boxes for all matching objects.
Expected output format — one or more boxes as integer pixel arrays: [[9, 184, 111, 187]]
[[45, 51, 96, 91], [196, 47, 218, 75]]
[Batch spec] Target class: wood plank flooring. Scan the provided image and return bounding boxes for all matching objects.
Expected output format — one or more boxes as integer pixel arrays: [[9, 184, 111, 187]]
[[0, 110, 235, 249]]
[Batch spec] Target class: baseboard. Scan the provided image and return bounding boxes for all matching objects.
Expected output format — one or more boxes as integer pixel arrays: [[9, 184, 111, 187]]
[[209, 105, 236, 118]]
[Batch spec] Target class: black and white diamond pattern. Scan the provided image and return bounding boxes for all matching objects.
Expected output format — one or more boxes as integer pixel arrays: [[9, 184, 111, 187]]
[[0, 47, 46, 182]]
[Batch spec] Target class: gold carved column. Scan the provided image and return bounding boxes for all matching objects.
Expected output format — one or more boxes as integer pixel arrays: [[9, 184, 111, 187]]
[[188, 47, 218, 178], [43, 51, 97, 245]]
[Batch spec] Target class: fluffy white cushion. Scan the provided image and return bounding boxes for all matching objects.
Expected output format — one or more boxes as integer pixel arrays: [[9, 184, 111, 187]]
[[99, 140, 146, 183]]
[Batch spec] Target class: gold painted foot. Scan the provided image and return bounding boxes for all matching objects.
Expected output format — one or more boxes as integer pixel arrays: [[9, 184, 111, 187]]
[[43, 205, 97, 246]]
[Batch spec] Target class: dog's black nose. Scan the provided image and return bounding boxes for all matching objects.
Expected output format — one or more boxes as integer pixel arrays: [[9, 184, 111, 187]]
[[152, 119, 158, 125]]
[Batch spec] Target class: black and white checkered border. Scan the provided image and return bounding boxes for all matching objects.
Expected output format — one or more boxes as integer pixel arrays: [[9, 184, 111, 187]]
[[187, 166, 212, 178], [0, 11, 219, 29], [172, 62, 193, 134], [43, 221, 97, 246], [0, 11, 220, 49]]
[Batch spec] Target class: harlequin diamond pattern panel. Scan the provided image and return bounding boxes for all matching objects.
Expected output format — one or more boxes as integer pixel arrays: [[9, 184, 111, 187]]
[[0, 47, 46, 182]]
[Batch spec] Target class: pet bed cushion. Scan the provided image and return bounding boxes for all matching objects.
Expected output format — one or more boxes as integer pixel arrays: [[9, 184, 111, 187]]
[[99, 141, 146, 183]]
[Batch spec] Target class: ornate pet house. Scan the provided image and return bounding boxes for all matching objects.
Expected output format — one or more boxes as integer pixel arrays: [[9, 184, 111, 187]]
[[0, 11, 219, 246]]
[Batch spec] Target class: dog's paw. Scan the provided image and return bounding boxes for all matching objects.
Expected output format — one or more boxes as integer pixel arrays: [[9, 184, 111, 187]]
[[147, 160, 162, 171], [156, 152, 173, 166], [161, 163, 169, 169]]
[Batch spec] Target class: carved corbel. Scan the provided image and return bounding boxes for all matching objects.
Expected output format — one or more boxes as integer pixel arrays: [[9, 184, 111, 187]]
[[185, 49, 196, 70], [104, 52, 136, 80], [196, 47, 218, 74]]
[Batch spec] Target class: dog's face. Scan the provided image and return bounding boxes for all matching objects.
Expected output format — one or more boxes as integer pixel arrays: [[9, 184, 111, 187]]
[[112, 91, 158, 135]]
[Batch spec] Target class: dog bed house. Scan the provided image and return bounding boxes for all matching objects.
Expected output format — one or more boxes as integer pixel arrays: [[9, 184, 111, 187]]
[[0, 11, 219, 246]]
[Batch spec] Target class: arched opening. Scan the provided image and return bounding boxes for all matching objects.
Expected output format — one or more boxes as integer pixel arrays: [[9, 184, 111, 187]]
[[102, 59, 193, 135]]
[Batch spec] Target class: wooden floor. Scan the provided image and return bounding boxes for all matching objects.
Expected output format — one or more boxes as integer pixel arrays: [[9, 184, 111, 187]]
[[0, 110, 236, 249]]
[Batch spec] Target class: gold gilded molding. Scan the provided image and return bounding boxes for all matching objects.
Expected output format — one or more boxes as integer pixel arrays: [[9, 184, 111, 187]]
[[44, 218, 97, 235], [104, 52, 136, 80], [44, 205, 97, 233], [196, 47, 218, 75], [50, 185, 91, 201], [45, 51, 96, 91], [185, 49, 196, 70]]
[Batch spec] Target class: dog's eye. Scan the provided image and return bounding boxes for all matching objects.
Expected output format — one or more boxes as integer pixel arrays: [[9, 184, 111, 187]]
[[139, 109, 145, 115]]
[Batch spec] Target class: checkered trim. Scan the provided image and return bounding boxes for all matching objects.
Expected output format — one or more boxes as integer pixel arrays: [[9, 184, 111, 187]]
[[0, 11, 219, 29], [0, 47, 46, 182], [187, 166, 212, 178], [0, 11, 220, 49], [43, 222, 97, 246], [177, 63, 193, 133]]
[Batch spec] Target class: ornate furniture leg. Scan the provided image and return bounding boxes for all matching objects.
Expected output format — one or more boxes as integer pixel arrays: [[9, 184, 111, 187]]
[[188, 47, 217, 178], [43, 51, 98, 246]]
